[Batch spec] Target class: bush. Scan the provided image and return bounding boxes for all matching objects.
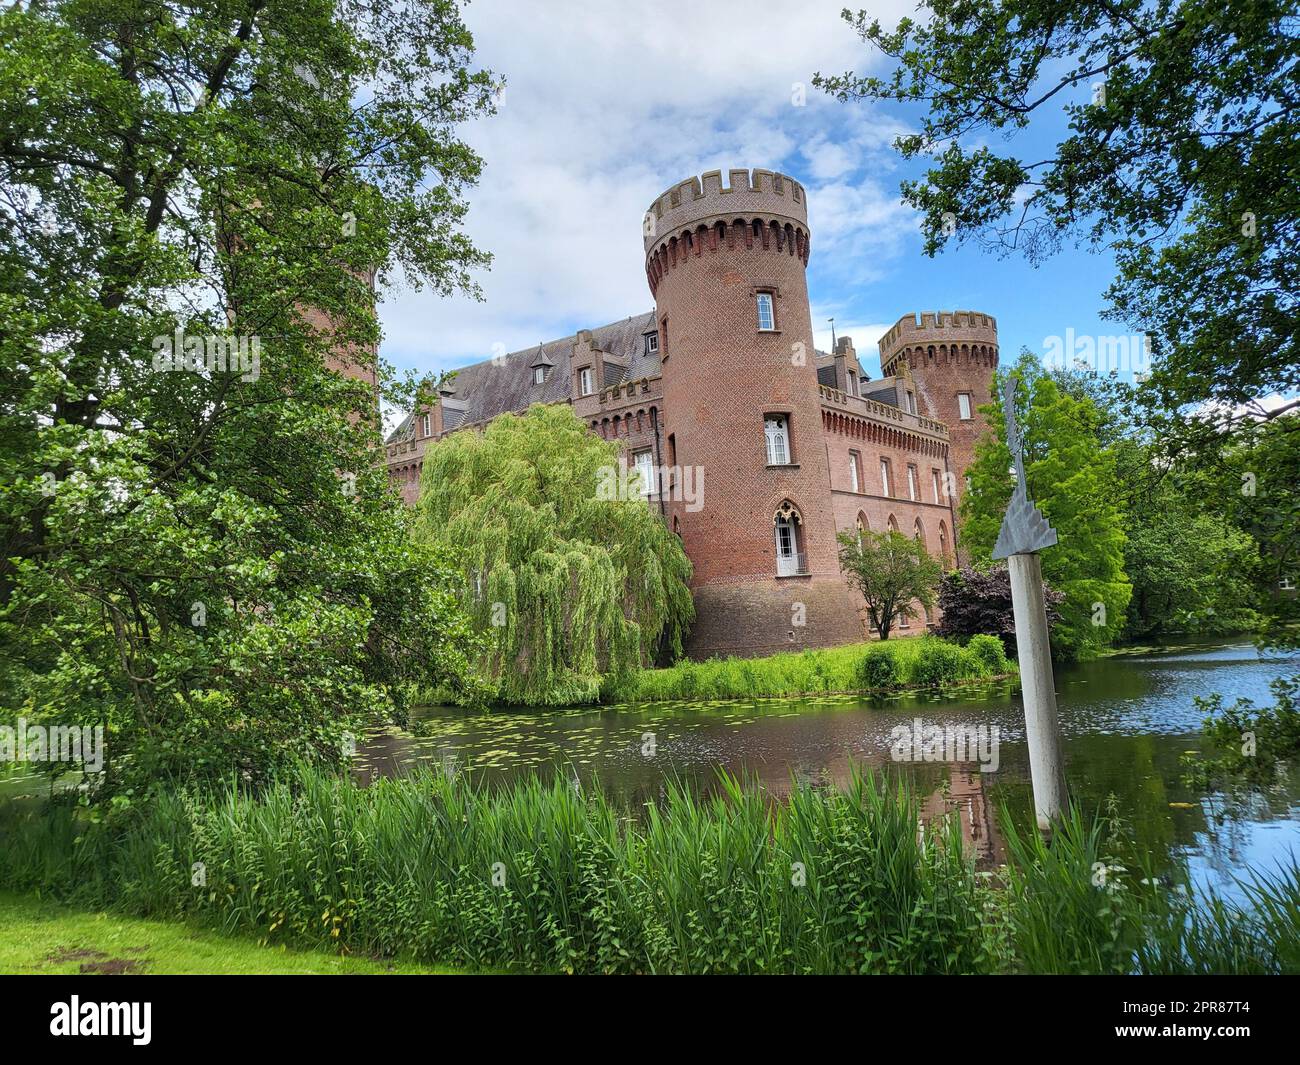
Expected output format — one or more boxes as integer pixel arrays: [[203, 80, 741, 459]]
[[967, 634, 1011, 674], [858, 647, 900, 691], [907, 641, 973, 688], [937, 565, 1065, 653]]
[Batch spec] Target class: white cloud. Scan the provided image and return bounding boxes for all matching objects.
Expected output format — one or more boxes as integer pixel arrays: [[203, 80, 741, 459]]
[[378, 0, 917, 376]]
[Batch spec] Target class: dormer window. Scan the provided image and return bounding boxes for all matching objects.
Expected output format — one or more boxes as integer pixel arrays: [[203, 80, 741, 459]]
[[421, 414, 431, 437], [579, 367, 594, 396], [533, 366, 545, 386], [645, 331, 659, 354]]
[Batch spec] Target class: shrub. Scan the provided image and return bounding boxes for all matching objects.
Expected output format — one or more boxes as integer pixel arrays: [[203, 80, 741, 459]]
[[907, 641, 973, 688], [858, 647, 900, 691], [967, 634, 1011, 674]]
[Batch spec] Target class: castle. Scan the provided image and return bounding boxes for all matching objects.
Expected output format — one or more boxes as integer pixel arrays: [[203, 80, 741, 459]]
[[385, 168, 998, 658]]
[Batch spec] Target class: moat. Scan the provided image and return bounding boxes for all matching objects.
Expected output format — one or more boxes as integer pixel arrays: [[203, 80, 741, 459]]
[[359, 638, 1300, 901]]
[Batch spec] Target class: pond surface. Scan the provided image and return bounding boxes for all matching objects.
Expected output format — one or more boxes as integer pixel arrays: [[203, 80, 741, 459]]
[[359, 639, 1300, 900]]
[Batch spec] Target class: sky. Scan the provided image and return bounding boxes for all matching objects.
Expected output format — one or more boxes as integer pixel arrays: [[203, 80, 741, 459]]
[[378, 0, 1134, 396]]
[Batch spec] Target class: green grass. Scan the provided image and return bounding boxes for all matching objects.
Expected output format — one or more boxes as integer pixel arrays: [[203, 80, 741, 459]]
[[0, 892, 465, 975], [603, 634, 1015, 703], [2, 765, 1295, 974]]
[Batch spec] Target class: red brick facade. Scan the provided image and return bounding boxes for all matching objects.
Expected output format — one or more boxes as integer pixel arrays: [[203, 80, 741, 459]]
[[384, 168, 999, 658]]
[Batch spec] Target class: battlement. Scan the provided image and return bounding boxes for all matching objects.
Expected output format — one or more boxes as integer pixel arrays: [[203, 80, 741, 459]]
[[880, 310, 997, 351], [644, 168, 808, 253]]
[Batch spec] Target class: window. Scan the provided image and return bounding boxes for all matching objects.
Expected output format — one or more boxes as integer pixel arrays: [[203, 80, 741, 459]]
[[421, 413, 431, 437], [906, 390, 916, 414], [957, 392, 973, 420], [755, 292, 775, 331], [932, 469, 942, 503], [880, 458, 891, 497], [774, 501, 804, 577], [765, 415, 790, 465], [846, 373, 856, 397], [632, 449, 656, 496], [907, 465, 918, 501], [849, 450, 861, 493], [533, 366, 545, 385], [645, 331, 659, 354], [578, 367, 594, 396]]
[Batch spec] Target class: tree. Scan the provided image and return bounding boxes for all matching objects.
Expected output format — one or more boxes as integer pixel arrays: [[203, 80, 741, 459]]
[[837, 528, 942, 640], [815, 2, 1300, 428], [960, 355, 1131, 659], [937, 565, 1065, 650], [1112, 438, 1260, 639], [0, 0, 495, 799], [413, 403, 694, 706]]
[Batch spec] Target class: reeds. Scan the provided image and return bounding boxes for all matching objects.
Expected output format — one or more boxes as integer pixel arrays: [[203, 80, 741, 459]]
[[0, 766, 1293, 974]]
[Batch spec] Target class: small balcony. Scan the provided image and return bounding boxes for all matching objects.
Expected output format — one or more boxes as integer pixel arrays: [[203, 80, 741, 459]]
[[776, 551, 809, 578]]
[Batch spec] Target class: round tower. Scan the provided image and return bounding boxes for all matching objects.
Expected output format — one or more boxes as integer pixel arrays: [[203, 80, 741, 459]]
[[877, 311, 999, 507], [644, 168, 861, 657]]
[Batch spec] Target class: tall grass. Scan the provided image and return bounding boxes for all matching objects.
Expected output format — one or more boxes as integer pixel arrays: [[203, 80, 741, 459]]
[[603, 634, 1014, 703], [1, 768, 1294, 974]]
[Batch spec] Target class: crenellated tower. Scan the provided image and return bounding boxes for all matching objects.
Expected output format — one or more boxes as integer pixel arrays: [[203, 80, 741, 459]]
[[877, 311, 999, 509], [644, 168, 862, 656]]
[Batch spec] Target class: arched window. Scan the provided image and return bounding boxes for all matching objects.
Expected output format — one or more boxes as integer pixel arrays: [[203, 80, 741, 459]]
[[774, 500, 806, 577], [855, 511, 869, 547], [913, 518, 925, 546], [887, 514, 900, 534]]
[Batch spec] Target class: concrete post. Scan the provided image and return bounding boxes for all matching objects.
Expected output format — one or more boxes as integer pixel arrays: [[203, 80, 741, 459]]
[[1008, 551, 1068, 829]]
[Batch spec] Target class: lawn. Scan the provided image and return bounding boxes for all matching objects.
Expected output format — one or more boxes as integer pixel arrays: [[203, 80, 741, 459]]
[[0, 892, 466, 975]]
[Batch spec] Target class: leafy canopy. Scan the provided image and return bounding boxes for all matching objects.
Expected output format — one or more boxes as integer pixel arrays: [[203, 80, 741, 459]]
[[959, 355, 1131, 659], [0, 0, 495, 798], [413, 403, 695, 706], [816, 1, 1300, 425], [837, 528, 942, 641]]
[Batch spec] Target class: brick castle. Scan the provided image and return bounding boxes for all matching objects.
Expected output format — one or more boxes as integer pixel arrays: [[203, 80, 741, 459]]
[[384, 168, 998, 658]]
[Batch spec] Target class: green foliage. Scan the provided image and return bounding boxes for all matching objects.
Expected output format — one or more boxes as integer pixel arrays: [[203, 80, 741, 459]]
[[605, 635, 1012, 703], [966, 634, 1011, 674], [815, 0, 1300, 419], [960, 356, 1132, 659], [998, 803, 1298, 975], [837, 528, 942, 640], [412, 404, 694, 706], [857, 646, 899, 691], [1183, 677, 1300, 791], [3, 767, 1296, 974], [0, 0, 493, 798], [1114, 437, 1261, 639]]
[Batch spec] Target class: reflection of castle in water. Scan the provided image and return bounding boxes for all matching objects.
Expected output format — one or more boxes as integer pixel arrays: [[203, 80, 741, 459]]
[[739, 747, 1005, 868]]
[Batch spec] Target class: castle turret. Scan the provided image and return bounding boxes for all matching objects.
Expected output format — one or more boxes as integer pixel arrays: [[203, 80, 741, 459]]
[[877, 311, 998, 507], [645, 168, 861, 656]]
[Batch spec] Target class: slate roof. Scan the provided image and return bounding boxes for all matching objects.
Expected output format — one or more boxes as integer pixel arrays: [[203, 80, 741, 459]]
[[387, 311, 659, 443]]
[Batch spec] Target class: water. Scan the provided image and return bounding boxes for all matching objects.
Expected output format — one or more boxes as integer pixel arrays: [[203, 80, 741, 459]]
[[359, 639, 1300, 898]]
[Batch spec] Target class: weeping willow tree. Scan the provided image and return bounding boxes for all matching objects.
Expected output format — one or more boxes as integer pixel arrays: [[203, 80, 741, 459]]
[[413, 403, 693, 705]]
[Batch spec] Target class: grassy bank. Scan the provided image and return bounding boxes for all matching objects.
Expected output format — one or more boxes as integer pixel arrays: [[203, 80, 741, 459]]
[[2, 767, 1295, 974], [603, 634, 1015, 703], [0, 892, 464, 975]]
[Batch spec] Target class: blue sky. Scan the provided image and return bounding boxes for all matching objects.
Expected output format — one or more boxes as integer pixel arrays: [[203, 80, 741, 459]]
[[378, 0, 1132, 392]]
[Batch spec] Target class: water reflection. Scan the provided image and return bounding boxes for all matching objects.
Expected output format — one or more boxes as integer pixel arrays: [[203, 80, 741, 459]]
[[358, 639, 1300, 896]]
